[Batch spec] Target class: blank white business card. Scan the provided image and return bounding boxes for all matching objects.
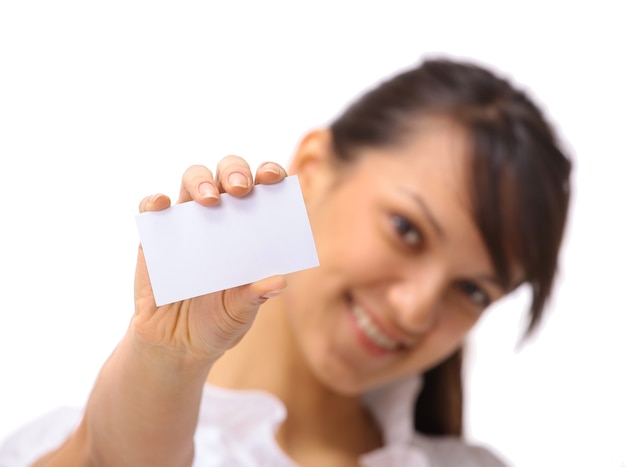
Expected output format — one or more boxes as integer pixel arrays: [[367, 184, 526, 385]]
[[135, 176, 319, 306]]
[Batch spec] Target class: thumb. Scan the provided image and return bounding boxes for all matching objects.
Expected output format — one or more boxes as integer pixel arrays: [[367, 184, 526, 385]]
[[256, 275, 289, 302], [221, 275, 288, 324]]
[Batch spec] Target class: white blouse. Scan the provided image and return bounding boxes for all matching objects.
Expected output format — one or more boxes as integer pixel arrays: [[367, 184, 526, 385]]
[[0, 377, 508, 466]]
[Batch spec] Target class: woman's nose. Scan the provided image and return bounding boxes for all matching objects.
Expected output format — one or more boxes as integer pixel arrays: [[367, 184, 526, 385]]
[[387, 272, 445, 335]]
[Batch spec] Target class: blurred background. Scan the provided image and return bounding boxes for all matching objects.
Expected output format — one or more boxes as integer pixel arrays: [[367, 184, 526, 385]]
[[1, 1, 624, 466]]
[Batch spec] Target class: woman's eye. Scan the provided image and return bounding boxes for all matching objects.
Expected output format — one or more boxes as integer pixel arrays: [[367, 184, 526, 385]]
[[457, 281, 491, 308], [392, 215, 422, 247]]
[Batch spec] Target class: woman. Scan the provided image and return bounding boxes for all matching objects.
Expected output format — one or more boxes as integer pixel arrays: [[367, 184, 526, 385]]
[[0, 58, 571, 466]]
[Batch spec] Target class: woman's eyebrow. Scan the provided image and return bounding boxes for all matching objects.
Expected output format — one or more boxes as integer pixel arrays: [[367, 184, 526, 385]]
[[475, 274, 507, 292]]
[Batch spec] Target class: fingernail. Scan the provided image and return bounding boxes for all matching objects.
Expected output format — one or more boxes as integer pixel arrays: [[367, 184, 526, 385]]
[[198, 182, 219, 199], [260, 286, 288, 300], [228, 172, 249, 189], [261, 163, 281, 176], [149, 193, 163, 204]]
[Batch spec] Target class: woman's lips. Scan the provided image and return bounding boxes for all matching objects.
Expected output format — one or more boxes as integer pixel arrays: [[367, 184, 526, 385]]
[[349, 302, 404, 353]]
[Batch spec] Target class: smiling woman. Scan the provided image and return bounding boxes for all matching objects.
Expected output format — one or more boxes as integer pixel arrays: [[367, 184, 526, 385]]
[[0, 59, 571, 467], [325, 61, 571, 438]]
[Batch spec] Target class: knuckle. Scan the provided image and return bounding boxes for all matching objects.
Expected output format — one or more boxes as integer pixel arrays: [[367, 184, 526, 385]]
[[218, 155, 251, 173], [221, 289, 254, 326], [184, 164, 214, 182], [139, 194, 155, 212], [138, 197, 148, 212]]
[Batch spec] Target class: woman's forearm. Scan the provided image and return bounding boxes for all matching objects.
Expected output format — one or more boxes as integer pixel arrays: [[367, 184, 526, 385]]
[[34, 329, 216, 467]]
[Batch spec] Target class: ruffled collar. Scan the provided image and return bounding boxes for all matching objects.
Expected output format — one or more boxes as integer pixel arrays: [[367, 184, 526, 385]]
[[195, 377, 429, 466], [361, 375, 429, 466]]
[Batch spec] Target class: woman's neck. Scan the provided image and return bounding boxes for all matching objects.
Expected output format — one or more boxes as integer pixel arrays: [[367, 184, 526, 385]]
[[205, 295, 383, 464], [206, 295, 308, 391]]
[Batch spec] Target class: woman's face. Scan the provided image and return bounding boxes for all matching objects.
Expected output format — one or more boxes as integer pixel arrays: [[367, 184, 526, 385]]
[[285, 121, 512, 395]]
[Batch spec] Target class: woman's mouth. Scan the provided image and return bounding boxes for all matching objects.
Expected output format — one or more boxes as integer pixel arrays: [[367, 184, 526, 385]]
[[350, 302, 404, 352]]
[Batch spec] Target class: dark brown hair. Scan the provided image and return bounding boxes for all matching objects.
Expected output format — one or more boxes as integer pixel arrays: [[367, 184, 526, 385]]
[[328, 58, 572, 436]]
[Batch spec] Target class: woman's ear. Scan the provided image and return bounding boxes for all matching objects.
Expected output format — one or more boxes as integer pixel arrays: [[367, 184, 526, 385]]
[[288, 128, 335, 202]]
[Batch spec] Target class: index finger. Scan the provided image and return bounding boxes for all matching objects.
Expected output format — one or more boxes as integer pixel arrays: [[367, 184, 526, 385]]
[[178, 164, 220, 206], [215, 155, 254, 198]]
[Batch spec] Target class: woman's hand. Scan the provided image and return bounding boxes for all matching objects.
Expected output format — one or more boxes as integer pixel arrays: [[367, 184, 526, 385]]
[[132, 156, 289, 364], [31, 157, 290, 467]]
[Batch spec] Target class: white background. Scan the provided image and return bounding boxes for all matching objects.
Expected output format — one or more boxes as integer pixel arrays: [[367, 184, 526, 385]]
[[1, 2, 624, 466]]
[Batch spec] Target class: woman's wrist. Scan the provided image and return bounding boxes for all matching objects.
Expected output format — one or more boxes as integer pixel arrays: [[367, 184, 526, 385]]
[[126, 322, 221, 378], [80, 326, 215, 466]]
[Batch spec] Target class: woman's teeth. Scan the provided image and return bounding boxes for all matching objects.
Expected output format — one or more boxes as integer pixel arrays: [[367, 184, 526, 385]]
[[351, 304, 400, 351]]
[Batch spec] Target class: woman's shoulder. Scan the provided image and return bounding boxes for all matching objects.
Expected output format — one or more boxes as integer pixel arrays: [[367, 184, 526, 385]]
[[362, 433, 510, 467], [362, 376, 511, 467], [409, 432, 510, 467]]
